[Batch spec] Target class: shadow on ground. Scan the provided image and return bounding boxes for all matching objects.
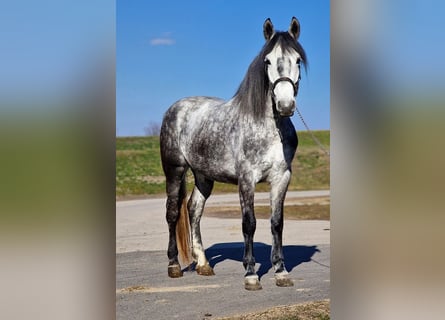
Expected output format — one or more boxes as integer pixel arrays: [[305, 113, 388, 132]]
[[205, 242, 319, 279]]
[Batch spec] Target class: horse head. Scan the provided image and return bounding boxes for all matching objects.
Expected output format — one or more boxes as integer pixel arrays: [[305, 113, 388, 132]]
[[263, 17, 304, 117]]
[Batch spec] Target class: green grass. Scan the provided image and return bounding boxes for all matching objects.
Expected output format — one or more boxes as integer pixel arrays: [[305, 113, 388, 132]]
[[116, 136, 164, 196], [116, 130, 329, 198]]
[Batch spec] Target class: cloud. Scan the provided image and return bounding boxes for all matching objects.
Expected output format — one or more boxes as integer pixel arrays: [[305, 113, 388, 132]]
[[150, 36, 175, 46]]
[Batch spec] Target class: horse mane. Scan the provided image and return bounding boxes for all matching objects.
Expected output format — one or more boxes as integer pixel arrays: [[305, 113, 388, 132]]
[[233, 32, 307, 121]]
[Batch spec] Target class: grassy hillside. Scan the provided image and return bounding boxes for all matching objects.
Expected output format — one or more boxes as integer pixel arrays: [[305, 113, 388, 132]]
[[116, 130, 329, 199]]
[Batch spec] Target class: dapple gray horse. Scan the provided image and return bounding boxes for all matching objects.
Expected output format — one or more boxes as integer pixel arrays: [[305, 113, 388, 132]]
[[160, 17, 307, 290]]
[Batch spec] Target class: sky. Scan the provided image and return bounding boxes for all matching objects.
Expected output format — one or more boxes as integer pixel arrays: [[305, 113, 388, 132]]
[[0, 0, 443, 136], [116, 0, 330, 136], [0, 0, 114, 102]]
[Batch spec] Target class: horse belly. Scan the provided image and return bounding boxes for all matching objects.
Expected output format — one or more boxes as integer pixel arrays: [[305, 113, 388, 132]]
[[188, 148, 239, 184], [207, 170, 239, 185]]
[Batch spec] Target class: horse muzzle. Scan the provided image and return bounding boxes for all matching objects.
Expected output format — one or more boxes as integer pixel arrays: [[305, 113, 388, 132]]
[[276, 99, 295, 117]]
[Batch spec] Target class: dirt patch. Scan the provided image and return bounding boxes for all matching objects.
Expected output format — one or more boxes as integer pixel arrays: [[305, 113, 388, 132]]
[[205, 204, 330, 220], [205, 197, 330, 220], [214, 300, 330, 320]]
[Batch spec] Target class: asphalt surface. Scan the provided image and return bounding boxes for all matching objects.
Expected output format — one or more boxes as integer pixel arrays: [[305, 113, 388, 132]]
[[116, 191, 330, 319]]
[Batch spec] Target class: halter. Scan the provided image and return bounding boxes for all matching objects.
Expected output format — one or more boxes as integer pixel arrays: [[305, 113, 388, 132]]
[[270, 77, 299, 141], [271, 77, 299, 98]]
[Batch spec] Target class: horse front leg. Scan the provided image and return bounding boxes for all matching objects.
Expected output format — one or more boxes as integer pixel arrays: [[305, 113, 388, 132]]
[[239, 174, 262, 290], [270, 169, 294, 287]]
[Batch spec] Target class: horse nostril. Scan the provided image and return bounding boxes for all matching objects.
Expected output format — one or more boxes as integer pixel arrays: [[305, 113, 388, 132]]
[[276, 99, 296, 117], [277, 100, 295, 114]]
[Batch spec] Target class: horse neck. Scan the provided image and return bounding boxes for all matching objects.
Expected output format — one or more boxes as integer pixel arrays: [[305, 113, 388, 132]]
[[231, 92, 277, 126], [264, 94, 277, 120], [251, 94, 278, 127]]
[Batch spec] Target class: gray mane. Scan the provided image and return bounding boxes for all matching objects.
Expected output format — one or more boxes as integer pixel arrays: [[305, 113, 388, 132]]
[[233, 31, 307, 121]]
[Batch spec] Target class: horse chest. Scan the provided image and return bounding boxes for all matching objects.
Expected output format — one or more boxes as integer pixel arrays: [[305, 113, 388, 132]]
[[240, 134, 289, 182]]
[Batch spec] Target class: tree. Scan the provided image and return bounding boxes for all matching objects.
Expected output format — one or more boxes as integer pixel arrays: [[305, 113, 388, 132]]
[[144, 121, 161, 136]]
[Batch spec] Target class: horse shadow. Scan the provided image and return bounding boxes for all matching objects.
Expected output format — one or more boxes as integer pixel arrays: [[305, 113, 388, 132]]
[[205, 242, 319, 279]]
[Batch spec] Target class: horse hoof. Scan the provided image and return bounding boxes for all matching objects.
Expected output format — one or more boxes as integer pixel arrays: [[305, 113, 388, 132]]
[[196, 264, 215, 276], [168, 264, 183, 278], [275, 272, 294, 287], [244, 275, 262, 291]]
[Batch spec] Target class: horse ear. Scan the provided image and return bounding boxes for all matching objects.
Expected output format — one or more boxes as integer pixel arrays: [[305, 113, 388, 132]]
[[263, 18, 275, 41], [288, 17, 300, 40]]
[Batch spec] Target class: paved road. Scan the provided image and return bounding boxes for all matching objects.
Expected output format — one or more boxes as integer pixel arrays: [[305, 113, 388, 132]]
[[116, 191, 330, 319]]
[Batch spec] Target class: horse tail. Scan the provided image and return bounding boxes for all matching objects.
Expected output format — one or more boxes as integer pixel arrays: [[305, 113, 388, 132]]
[[176, 177, 192, 267]]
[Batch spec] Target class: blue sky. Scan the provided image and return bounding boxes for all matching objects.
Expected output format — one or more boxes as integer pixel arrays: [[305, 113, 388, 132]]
[[0, 0, 114, 102], [117, 0, 330, 136]]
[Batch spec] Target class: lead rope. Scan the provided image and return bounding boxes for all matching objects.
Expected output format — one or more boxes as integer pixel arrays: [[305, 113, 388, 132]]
[[294, 106, 330, 157]]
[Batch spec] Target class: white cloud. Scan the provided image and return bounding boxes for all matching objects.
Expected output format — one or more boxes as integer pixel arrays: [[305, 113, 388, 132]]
[[150, 36, 175, 46]]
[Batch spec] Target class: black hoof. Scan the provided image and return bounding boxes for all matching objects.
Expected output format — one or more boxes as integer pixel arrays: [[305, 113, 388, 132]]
[[168, 264, 183, 278]]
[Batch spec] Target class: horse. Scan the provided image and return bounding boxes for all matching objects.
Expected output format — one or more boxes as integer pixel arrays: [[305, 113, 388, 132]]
[[160, 17, 307, 290]]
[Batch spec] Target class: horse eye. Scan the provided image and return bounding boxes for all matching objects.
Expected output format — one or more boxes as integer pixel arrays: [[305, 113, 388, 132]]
[[296, 58, 301, 65], [264, 59, 271, 65]]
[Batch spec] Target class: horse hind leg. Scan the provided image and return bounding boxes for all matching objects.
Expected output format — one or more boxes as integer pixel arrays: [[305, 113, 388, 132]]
[[164, 164, 190, 278], [188, 174, 215, 276]]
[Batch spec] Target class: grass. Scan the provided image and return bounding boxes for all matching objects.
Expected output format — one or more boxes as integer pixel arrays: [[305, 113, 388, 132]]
[[116, 137, 165, 196], [116, 130, 329, 198]]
